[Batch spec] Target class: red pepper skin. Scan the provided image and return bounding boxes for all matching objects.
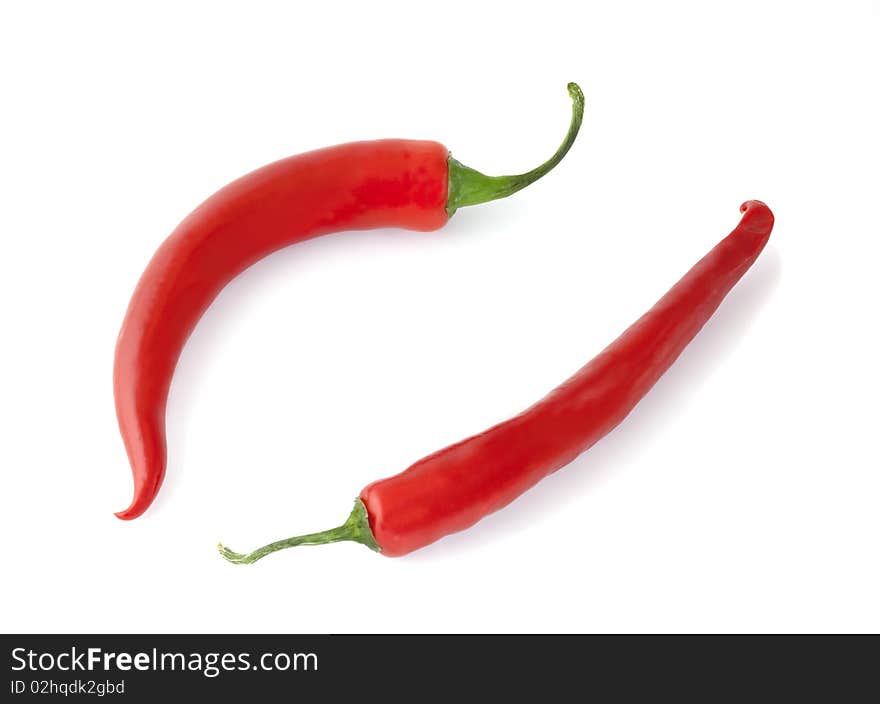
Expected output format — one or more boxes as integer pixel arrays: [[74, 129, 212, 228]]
[[360, 201, 774, 556], [114, 140, 449, 519]]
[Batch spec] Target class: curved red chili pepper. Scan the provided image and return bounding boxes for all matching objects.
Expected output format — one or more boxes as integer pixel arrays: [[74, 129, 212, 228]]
[[115, 84, 585, 519], [219, 201, 774, 562]]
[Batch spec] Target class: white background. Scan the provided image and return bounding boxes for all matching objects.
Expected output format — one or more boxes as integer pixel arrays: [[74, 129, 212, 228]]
[[1, 1, 878, 633]]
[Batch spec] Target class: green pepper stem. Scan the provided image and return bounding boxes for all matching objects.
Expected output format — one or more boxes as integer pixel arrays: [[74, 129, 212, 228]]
[[218, 499, 380, 564], [446, 82, 585, 216]]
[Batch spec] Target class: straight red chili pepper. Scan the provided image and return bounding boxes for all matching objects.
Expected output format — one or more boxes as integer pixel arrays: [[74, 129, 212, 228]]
[[114, 84, 584, 520], [219, 201, 774, 562]]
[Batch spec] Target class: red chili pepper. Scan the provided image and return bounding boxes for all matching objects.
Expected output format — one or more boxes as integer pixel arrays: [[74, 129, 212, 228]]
[[114, 84, 585, 520], [218, 201, 774, 562]]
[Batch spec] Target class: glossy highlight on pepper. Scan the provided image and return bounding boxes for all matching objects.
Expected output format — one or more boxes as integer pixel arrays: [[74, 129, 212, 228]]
[[114, 83, 585, 519], [219, 201, 774, 562]]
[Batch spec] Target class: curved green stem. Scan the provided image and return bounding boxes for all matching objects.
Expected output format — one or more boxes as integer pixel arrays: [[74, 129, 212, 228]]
[[446, 82, 585, 216], [218, 499, 380, 565]]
